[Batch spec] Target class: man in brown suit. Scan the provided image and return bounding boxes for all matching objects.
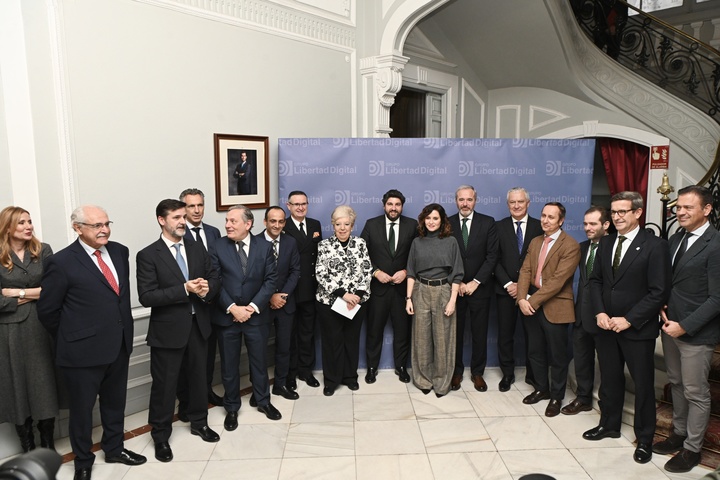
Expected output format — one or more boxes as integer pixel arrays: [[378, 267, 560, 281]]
[[517, 202, 580, 417]]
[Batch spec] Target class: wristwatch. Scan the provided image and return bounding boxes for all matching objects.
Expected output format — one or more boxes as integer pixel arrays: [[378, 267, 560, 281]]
[[19, 289, 26, 300]]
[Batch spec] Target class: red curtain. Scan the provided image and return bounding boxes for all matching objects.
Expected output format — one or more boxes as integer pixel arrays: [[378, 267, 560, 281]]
[[599, 138, 650, 226]]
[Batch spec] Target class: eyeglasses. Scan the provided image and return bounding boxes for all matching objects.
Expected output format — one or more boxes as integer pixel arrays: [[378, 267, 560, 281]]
[[76, 221, 113, 230], [287, 202, 308, 207], [610, 209, 635, 217]]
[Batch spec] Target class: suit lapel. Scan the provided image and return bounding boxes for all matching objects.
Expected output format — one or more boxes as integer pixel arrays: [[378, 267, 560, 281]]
[[579, 241, 589, 283], [612, 230, 645, 283], [674, 226, 715, 275], [74, 241, 119, 294], [157, 239, 187, 283]]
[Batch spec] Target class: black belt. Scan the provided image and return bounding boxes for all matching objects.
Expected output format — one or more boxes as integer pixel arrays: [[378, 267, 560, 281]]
[[418, 277, 448, 286]]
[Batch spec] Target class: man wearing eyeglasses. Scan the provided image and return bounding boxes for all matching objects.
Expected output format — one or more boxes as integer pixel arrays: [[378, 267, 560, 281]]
[[584, 191, 671, 466], [38, 205, 147, 480], [284, 191, 323, 389]]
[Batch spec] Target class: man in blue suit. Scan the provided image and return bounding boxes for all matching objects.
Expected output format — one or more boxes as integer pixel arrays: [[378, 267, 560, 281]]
[[261, 206, 301, 400], [652, 186, 720, 473], [178, 188, 223, 409], [38, 205, 146, 480], [211, 205, 279, 429]]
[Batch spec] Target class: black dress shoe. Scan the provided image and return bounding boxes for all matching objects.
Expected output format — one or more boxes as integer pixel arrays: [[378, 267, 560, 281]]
[[545, 399, 561, 417], [154, 441, 173, 462], [105, 448, 147, 466], [421, 389, 431, 395], [365, 368, 378, 384], [634, 443, 652, 464], [249, 395, 257, 407], [344, 381, 360, 391], [582, 425, 621, 441], [653, 433, 686, 454], [258, 403, 282, 420], [177, 412, 189, 422], [498, 375, 515, 392], [664, 448, 701, 473], [560, 399, 593, 415], [191, 425, 220, 443], [287, 378, 298, 391], [272, 385, 300, 400], [224, 411, 238, 431], [208, 390, 224, 407], [522, 390, 550, 405], [74, 467, 92, 480], [395, 367, 411, 383], [435, 392, 445, 398], [298, 374, 320, 388], [323, 385, 336, 396]]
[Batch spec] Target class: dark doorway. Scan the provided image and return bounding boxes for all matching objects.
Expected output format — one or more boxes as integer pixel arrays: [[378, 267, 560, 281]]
[[389, 88, 426, 137]]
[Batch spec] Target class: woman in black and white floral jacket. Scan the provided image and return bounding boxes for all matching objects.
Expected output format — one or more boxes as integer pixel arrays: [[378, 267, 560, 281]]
[[315, 205, 373, 396]]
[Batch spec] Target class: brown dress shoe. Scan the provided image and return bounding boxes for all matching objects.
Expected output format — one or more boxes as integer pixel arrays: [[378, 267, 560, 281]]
[[522, 390, 550, 404], [471, 374, 487, 392], [450, 374, 462, 391], [560, 398, 593, 415], [545, 399, 561, 417]]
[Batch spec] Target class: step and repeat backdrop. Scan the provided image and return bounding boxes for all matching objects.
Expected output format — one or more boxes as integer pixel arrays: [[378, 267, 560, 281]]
[[278, 138, 595, 369]]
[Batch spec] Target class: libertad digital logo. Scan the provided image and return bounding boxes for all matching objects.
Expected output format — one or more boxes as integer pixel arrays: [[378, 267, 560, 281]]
[[545, 160, 593, 176], [459, 161, 535, 177], [546, 160, 562, 176], [334, 191, 382, 205], [423, 190, 456, 204], [369, 161, 384, 176], [279, 160, 293, 177]]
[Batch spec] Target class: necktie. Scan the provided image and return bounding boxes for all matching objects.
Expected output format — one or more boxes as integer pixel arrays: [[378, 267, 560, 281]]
[[533, 236, 553, 288], [172, 243, 189, 281], [673, 232, 691, 270], [238, 241, 248, 274], [388, 222, 396, 256], [299, 222, 306, 238], [612, 235, 626, 273], [191, 227, 205, 249], [461, 217, 469, 249], [516, 221, 523, 254], [93, 250, 120, 295], [272, 239, 279, 265], [586, 243, 598, 277]]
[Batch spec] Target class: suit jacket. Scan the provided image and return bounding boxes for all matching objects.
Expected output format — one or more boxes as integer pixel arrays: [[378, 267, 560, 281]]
[[517, 230, 580, 324], [37, 239, 134, 367], [283, 216, 322, 302], [590, 228, 671, 340], [136, 237, 220, 349], [360, 214, 417, 297], [259, 231, 301, 315], [449, 211, 499, 298], [183, 222, 221, 250], [210, 234, 277, 327], [0, 243, 52, 324], [576, 240, 602, 333], [666, 224, 720, 345], [494, 215, 543, 295]]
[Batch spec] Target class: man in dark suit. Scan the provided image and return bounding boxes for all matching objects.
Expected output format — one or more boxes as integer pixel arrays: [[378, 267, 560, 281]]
[[261, 206, 301, 400], [448, 185, 498, 392], [360, 189, 418, 383], [136, 199, 221, 463], [234, 151, 252, 195], [517, 202, 580, 417], [211, 205, 280, 429], [585, 191, 671, 465], [178, 188, 223, 409], [284, 191, 323, 389], [37, 205, 146, 480], [652, 185, 720, 473], [494, 187, 543, 392], [561, 206, 610, 415]]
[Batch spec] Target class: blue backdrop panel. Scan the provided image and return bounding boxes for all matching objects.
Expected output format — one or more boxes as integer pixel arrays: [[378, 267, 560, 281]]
[[278, 138, 595, 370]]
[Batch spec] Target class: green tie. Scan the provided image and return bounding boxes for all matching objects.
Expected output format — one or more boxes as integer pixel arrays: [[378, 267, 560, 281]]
[[612, 236, 626, 273], [586, 243, 598, 277], [461, 217, 469, 249], [388, 222, 396, 256]]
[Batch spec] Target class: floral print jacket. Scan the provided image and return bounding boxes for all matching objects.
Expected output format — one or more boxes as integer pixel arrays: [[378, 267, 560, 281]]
[[315, 235, 373, 306]]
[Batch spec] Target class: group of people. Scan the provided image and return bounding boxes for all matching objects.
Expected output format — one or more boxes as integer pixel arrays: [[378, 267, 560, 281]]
[[1, 183, 717, 479]]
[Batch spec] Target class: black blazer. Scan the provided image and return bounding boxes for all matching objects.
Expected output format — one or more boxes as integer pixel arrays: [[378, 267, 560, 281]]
[[576, 240, 601, 333], [183, 222, 221, 250], [37, 239, 134, 368], [136, 237, 220, 349], [283, 216, 322, 302], [360, 214, 418, 297], [590, 228, 671, 341], [494, 215, 543, 295], [449, 212, 499, 298], [258, 231, 301, 315], [211, 234, 277, 327]]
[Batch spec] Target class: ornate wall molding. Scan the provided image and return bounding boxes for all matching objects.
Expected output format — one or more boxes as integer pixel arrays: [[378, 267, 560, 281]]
[[360, 54, 409, 137], [133, 0, 356, 50]]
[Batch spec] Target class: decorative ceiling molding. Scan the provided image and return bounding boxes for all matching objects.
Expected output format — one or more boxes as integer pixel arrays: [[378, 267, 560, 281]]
[[403, 27, 457, 68], [528, 105, 569, 132], [133, 0, 356, 50], [545, 0, 719, 168]]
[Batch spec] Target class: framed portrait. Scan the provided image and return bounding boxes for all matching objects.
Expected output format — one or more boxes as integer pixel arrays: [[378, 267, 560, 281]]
[[213, 133, 270, 210]]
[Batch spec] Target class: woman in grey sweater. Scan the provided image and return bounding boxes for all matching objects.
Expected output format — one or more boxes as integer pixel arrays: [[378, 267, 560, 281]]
[[405, 203, 463, 397]]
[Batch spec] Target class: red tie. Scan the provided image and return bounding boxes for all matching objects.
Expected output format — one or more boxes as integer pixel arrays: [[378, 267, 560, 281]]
[[534, 236, 553, 288], [94, 250, 120, 295]]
